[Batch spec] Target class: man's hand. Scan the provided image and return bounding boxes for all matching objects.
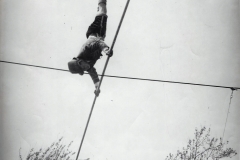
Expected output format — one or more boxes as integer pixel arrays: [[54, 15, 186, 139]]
[[106, 49, 113, 57], [102, 47, 113, 57], [94, 89, 101, 97]]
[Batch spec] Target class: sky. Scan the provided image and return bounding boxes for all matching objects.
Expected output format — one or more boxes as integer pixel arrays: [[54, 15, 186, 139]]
[[0, 0, 240, 160]]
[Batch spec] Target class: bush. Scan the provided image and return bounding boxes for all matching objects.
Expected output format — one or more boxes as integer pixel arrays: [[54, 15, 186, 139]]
[[165, 127, 237, 160], [19, 137, 75, 160]]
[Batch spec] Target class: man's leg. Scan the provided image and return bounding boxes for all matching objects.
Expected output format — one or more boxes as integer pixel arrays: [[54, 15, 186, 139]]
[[86, 0, 108, 39]]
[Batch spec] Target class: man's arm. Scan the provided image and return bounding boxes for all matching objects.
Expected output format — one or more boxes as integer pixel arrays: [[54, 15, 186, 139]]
[[87, 67, 101, 96], [87, 67, 99, 85]]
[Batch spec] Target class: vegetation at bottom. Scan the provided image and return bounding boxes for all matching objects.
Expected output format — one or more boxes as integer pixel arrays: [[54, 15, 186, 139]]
[[165, 127, 237, 160], [19, 137, 75, 160]]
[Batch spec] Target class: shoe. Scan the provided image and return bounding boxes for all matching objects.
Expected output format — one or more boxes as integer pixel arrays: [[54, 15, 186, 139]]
[[99, 0, 106, 5]]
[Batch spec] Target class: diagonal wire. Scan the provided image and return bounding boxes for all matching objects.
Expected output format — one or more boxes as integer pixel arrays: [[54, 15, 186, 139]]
[[222, 88, 237, 140], [75, 0, 131, 159]]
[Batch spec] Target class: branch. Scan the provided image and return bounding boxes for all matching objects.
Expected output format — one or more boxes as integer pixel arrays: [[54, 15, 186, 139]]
[[195, 144, 221, 159]]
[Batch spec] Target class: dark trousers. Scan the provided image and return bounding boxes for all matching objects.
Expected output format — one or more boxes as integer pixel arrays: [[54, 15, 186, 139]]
[[86, 15, 108, 39]]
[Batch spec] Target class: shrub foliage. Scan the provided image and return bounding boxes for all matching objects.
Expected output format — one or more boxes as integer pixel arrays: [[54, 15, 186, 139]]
[[19, 137, 75, 160], [165, 127, 237, 160]]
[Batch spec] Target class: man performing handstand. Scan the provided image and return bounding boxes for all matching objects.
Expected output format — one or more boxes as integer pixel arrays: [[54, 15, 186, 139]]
[[68, 0, 113, 96]]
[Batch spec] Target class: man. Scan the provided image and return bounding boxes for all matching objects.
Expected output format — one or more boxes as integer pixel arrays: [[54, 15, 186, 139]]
[[68, 0, 113, 96]]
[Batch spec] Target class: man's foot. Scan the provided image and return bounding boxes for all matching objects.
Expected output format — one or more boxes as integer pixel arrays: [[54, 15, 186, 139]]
[[98, 0, 106, 5], [97, 0, 107, 16]]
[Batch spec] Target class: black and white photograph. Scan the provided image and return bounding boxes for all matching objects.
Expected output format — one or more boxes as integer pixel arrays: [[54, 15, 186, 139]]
[[0, 0, 240, 159]]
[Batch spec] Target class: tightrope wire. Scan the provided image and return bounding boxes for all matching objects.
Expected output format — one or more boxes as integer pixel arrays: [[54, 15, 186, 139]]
[[1, 60, 240, 90]]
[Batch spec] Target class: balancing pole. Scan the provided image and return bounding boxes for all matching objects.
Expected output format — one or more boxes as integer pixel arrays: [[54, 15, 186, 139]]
[[75, 1, 131, 159]]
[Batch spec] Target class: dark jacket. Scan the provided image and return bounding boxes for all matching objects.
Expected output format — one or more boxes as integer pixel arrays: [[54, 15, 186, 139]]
[[77, 36, 109, 83]]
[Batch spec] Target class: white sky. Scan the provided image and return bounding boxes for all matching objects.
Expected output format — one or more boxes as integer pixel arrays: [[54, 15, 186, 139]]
[[0, 0, 240, 160]]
